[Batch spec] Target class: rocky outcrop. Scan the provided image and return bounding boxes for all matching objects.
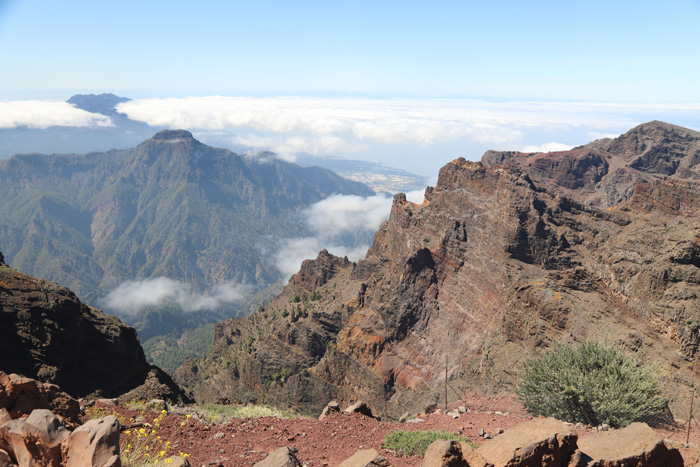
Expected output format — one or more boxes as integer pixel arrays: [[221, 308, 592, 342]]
[[474, 418, 577, 467], [0, 409, 120, 467], [117, 366, 193, 404], [422, 440, 466, 467], [253, 447, 302, 467], [338, 449, 391, 467], [180, 122, 700, 420], [0, 258, 169, 399], [61, 416, 121, 467], [0, 372, 80, 427], [483, 121, 700, 208], [419, 420, 681, 467], [572, 423, 683, 467]]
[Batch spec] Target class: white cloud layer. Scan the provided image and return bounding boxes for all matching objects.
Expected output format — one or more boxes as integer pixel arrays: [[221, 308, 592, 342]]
[[521, 142, 575, 153], [274, 189, 425, 278], [101, 277, 247, 315], [114, 96, 700, 171], [0, 100, 113, 129]]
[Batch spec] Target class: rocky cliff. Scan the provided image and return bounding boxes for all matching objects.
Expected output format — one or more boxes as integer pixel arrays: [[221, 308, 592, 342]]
[[0, 252, 186, 399], [177, 121, 700, 419], [482, 121, 700, 208]]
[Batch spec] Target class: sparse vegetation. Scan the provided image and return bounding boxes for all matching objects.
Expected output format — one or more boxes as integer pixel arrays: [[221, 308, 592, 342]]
[[382, 430, 475, 457], [197, 404, 302, 424], [120, 410, 191, 466], [516, 340, 667, 428]]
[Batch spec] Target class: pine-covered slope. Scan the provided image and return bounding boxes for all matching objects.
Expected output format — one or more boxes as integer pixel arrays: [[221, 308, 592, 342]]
[[0, 130, 373, 303]]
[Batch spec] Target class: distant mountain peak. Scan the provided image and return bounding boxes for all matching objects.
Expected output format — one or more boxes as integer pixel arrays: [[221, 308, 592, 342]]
[[66, 93, 131, 117], [151, 129, 195, 141]]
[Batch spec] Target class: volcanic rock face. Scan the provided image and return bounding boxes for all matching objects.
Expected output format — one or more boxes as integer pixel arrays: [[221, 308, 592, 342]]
[[0, 258, 150, 398], [179, 122, 700, 418], [482, 121, 700, 208]]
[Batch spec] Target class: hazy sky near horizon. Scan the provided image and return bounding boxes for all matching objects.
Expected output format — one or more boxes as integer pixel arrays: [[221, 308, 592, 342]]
[[1, 0, 699, 174]]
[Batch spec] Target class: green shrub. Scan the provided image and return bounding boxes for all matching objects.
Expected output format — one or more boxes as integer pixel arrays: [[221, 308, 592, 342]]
[[382, 430, 475, 457], [516, 340, 666, 428]]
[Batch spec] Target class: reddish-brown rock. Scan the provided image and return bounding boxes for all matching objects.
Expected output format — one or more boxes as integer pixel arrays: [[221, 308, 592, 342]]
[[573, 422, 683, 467], [0, 372, 80, 427], [252, 447, 302, 467], [474, 418, 577, 467], [61, 415, 121, 467], [0, 409, 69, 467], [422, 440, 466, 467], [180, 122, 700, 421]]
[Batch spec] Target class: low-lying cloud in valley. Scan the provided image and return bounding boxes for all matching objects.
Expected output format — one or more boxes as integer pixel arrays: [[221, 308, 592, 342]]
[[274, 190, 426, 278], [101, 277, 248, 316], [0, 100, 112, 129]]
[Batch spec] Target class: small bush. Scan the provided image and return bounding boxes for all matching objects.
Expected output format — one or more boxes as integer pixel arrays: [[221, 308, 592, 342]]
[[516, 340, 667, 428], [382, 430, 475, 457]]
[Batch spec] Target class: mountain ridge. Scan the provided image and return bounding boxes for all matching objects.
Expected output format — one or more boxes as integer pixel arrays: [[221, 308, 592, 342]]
[[176, 121, 700, 420], [0, 131, 373, 303]]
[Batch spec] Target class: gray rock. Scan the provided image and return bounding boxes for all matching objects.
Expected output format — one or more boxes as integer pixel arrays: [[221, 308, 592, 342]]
[[318, 401, 340, 421], [253, 447, 302, 467], [338, 449, 391, 466]]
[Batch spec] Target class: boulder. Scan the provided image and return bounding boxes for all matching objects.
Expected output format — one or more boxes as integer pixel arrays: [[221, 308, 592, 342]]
[[423, 440, 466, 467], [0, 372, 81, 427], [459, 442, 491, 467], [573, 422, 683, 467], [343, 401, 375, 419], [253, 447, 302, 467], [338, 449, 391, 466], [61, 415, 121, 467], [474, 417, 577, 467], [0, 409, 69, 467], [318, 401, 340, 420], [0, 448, 12, 467]]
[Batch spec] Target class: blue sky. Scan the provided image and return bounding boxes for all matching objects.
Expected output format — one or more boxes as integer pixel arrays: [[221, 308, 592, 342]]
[[1, 0, 700, 174]]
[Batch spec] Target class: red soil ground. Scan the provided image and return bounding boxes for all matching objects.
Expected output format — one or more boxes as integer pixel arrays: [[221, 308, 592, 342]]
[[93, 394, 698, 467]]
